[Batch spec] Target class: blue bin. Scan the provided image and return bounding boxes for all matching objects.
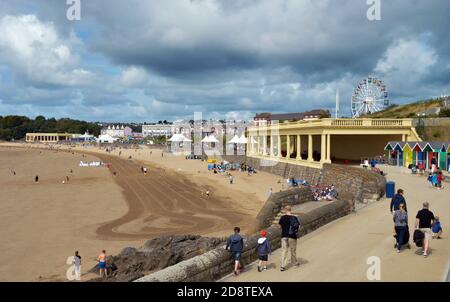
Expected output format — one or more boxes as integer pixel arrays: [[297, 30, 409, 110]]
[[386, 181, 395, 198]]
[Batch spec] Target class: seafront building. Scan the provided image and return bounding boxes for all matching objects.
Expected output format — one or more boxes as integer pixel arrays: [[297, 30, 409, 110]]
[[142, 123, 172, 137], [25, 133, 72, 143], [246, 118, 421, 168], [100, 125, 132, 138], [254, 109, 331, 126]]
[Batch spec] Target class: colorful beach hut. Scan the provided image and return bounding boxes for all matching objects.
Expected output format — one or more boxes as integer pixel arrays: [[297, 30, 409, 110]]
[[385, 141, 450, 170], [393, 142, 406, 166], [447, 143, 450, 172], [411, 142, 427, 167], [403, 142, 413, 167]]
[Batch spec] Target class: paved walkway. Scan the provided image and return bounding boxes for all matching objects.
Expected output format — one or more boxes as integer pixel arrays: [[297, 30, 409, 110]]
[[223, 165, 450, 282]]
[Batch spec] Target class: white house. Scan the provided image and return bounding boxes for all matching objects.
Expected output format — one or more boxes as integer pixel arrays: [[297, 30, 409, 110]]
[[97, 134, 117, 143], [142, 124, 172, 137], [100, 125, 132, 138]]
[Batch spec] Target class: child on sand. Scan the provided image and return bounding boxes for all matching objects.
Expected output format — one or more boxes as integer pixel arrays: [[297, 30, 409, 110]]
[[256, 229, 271, 272], [432, 216, 443, 239], [97, 250, 107, 278]]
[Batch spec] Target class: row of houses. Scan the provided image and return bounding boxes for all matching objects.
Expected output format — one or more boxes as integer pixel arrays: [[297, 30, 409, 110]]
[[385, 141, 450, 171], [142, 109, 330, 138]]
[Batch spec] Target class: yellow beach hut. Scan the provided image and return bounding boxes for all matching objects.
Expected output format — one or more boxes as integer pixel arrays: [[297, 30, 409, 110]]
[[403, 143, 413, 167]]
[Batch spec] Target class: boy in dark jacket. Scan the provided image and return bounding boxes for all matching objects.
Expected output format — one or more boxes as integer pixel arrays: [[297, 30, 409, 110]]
[[390, 189, 407, 213], [226, 227, 244, 275], [256, 229, 272, 272]]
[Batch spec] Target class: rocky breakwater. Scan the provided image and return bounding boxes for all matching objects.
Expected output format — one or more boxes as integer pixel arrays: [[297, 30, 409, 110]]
[[89, 235, 224, 282]]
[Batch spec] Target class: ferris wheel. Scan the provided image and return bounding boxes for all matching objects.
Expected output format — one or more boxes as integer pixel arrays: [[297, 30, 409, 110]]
[[351, 77, 389, 117]]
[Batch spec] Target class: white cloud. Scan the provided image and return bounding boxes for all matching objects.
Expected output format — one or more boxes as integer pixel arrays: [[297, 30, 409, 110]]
[[374, 37, 438, 96], [0, 14, 94, 86], [119, 67, 150, 87], [375, 38, 437, 77]]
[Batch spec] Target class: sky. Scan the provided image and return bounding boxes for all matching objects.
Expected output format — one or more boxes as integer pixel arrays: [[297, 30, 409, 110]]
[[0, 0, 449, 122]]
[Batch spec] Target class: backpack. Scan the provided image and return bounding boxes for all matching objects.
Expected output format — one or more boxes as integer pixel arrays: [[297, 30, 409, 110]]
[[288, 216, 300, 237], [413, 230, 424, 247]]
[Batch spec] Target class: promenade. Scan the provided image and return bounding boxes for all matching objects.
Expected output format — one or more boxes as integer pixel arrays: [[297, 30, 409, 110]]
[[223, 165, 450, 282]]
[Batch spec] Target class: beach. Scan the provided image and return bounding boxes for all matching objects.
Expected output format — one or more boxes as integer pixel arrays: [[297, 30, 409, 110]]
[[0, 143, 283, 281]]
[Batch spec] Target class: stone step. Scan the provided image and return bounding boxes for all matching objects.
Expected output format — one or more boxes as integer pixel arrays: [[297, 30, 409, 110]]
[[362, 193, 380, 200], [362, 198, 378, 204]]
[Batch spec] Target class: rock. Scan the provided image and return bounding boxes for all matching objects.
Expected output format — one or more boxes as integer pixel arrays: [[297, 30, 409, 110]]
[[88, 235, 224, 282]]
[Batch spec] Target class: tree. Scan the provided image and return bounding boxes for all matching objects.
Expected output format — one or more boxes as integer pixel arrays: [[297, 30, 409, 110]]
[[0, 115, 101, 141], [439, 108, 450, 117]]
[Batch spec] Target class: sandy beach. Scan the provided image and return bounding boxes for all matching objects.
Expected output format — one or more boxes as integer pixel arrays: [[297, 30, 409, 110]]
[[0, 143, 283, 281]]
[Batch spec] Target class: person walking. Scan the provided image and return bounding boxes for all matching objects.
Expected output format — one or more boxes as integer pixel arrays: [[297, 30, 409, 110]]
[[278, 205, 300, 271], [390, 189, 407, 214], [73, 251, 82, 280], [256, 229, 271, 272], [97, 250, 108, 278], [415, 202, 435, 257], [226, 227, 244, 276], [393, 203, 408, 252], [268, 188, 273, 198]]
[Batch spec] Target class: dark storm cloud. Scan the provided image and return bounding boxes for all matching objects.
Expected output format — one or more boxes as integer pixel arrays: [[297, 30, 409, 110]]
[[0, 0, 449, 121]]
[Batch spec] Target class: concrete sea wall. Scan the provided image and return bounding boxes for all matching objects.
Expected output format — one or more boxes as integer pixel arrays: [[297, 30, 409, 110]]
[[135, 157, 384, 282], [135, 198, 352, 282]]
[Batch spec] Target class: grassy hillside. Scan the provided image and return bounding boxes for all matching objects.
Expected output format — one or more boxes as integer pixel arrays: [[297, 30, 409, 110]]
[[417, 119, 450, 142], [363, 97, 450, 141], [362, 98, 447, 118]]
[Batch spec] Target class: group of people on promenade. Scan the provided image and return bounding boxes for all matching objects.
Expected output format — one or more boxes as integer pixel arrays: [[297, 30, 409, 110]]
[[224, 187, 444, 277], [411, 158, 445, 190], [226, 205, 300, 275], [391, 189, 443, 257], [311, 185, 338, 201]]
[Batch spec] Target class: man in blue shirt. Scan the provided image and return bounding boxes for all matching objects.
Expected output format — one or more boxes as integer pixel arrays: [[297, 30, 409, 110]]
[[390, 189, 407, 213]]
